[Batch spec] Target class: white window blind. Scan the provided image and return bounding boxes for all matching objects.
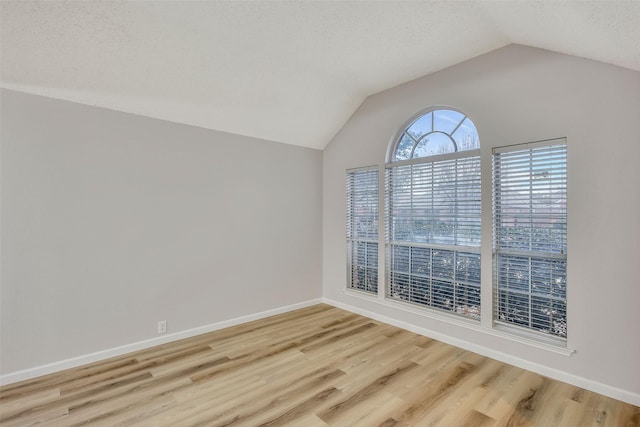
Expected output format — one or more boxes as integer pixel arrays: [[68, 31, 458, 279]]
[[493, 140, 567, 338], [346, 167, 379, 294], [386, 156, 481, 318]]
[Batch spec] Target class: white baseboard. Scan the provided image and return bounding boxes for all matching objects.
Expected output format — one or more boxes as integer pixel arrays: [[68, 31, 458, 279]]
[[323, 297, 640, 407], [4, 296, 638, 407], [0, 298, 322, 386]]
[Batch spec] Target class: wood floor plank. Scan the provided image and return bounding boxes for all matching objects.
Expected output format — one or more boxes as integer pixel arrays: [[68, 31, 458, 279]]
[[318, 360, 424, 423], [170, 366, 344, 426], [73, 394, 177, 427], [145, 378, 267, 426], [280, 413, 328, 427], [332, 393, 406, 427], [60, 376, 190, 426], [391, 352, 490, 425], [0, 304, 637, 427], [0, 388, 61, 421], [319, 390, 397, 427], [474, 366, 542, 419], [407, 357, 503, 426]]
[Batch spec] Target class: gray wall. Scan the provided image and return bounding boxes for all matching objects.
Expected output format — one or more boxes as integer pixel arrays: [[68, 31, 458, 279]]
[[1, 90, 323, 374], [323, 45, 640, 401]]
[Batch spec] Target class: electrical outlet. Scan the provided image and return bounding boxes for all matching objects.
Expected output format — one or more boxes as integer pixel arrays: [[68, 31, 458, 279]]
[[157, 320, 167, 335]]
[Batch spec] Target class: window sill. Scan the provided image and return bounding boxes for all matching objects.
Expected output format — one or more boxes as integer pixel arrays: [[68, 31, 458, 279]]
[[345, 288, 379, 300], [342, 289, 575, 357]]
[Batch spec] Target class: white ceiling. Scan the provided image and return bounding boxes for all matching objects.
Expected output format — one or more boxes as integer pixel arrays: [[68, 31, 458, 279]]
[[2, 1, 639, 150]]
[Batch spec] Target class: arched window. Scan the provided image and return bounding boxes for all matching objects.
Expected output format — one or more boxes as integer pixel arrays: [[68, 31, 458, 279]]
[[392, 109, 479, 161], [386, 108, 481, 319]]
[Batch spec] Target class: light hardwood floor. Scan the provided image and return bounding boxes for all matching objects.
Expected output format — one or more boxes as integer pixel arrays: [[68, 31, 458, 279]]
[[1, 304, 638, 426]]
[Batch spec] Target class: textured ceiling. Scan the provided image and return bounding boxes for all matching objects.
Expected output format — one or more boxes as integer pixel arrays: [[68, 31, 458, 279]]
[[1, 1, 639, 149]]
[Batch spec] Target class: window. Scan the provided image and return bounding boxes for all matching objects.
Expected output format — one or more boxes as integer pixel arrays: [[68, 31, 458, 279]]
[[346, 167, 379, 294], [493, 140, 567, 339], [346, 107, 569, 346], [386, 109, 481, 319]]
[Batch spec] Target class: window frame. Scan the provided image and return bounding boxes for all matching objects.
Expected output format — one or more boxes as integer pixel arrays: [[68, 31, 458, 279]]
[[344, 106, 572, 352], [492, 138, 568, 342], [385, 108, 482, 319]]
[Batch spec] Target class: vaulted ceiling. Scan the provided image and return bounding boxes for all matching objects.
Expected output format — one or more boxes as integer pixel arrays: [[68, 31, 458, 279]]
[[2, 1, 639, 149]]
